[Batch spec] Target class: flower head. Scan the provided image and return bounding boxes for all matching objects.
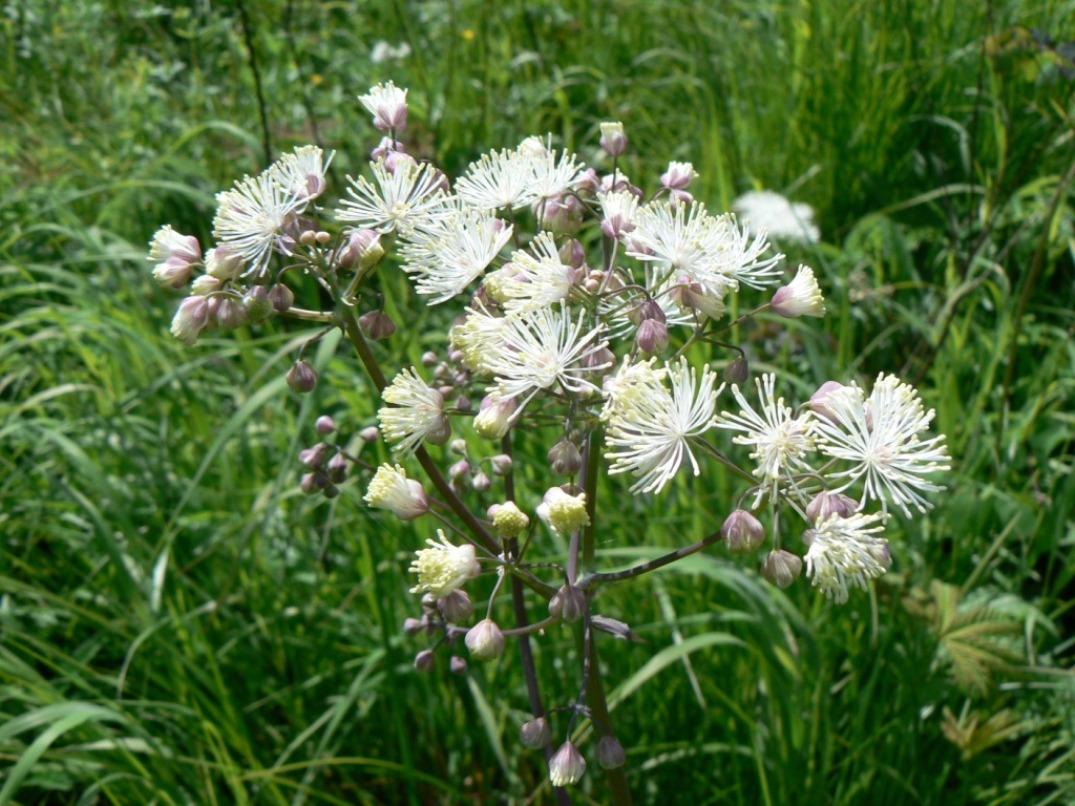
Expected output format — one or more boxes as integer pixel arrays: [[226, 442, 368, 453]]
[[804, 512, 890, 603], [811, 374, 949, 515], [492, 232, 576, 312], [409, 530, 481, 597], [148, 225, 201, 288], [771, 264, 825, 318], [213, 171, 308, 277], [337, 158, 450, 237], [364, 464, 429, 520], [378, 367, 449, 453], [715, 373, 815, 505], [604, 357, 723, 494], [267, 145, 332, 202], [358, 81, 408, 131]]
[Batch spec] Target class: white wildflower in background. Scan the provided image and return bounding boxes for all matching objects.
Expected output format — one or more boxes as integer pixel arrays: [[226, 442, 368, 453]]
[[358, 80, 408, 131], [370, 40, 411, 63], [337, 158, 449, 236], [409, 530, 481, 597], [716, 373, 815, 504], [811, 374, 949, 515], [378, 367, 448, 453], [771, 264, 825, 318], [493, 232, 576, 312], [212, 171, 308, 277], [733, 189, 820, 244], [804, 511, 890, 603], [364, 463, 429, 520], [605, 357, 723, 494], [401, 206, 513, 304], [482, 304, 610, 411], [267, 145, 332, 202]]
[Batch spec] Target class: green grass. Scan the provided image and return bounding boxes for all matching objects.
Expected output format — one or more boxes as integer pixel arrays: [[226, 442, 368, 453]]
[[3, 1, 1074, 803]]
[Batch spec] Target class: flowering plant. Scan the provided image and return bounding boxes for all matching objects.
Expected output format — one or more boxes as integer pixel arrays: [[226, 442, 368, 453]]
[[148, 81, 948, 802]]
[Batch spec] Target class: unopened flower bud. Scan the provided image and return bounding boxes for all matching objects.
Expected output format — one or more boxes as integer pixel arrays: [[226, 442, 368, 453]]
[[268, 283, 294, 313], [243, 285, 273, 322], [299, 229, 317, 247], [450, 655, 468, 675], [170, 296, 209, 344], [421, 350, 439, 367], [660, 161, 697, 190], [806, 491, 859, 523], [300, 471, 326, 495], [474, 395, 518, 439], [636, 319, 669, 355], [336, 228, 384, 272], [403, 617, 425, 636], [488, 501, 529, 538], [315, 415, 337, 435], [327, 451, 348, 483], [449, 459, 470, 480], [549, 741, 587, 787], [148, 225, 201, 288], [322, 482, 340, 499], [573, 167, 600, 195], [490, 454, 512, 475], [153, 257, 195, 289], [360, 81, 408, 131], [425, 415, 452, 446], [214, 297, 248, 329], [438, 590, 473, 623], [559, 238, 586, 269], [455, 394, 473, 414], [808, 381, 848, 423], [359, 425, 380, 443], [548, 439, 582, 476], [314, 230, 331, 245], [761, 549, 803, 589], [771, 265, 825, 318], [191, 274, 221, 296], [449, 438, 468, 455], [599, 121, 628, 157], [596, 735, 626, 770], [724, 355, 749, 385], [721, 509, 765, 554], [287, 360, 318, 393], [299, 443, 332, 468], [465, 619, 505, 661], [583, 345, 616, 372], [868, 540, 893, 571], [520, 717, 551, 750], [359, 309, 396, 340], [549, 584, 586, 622], [669, 188, 694, 206], [414, 649, 435, 672], [471, 471, 491, 491]]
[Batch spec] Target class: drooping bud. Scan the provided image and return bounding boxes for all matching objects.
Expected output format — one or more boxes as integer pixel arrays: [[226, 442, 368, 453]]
[[636, 319, 669, 355], [599, 121, 628, 157], [760, 549, 803, 589], [335, 228, 384, 272], [559, 238, 586, 269], [359, 81, 409, 131], [471, 470, 491, 491], [537, 487, 589, 535], [438, 590, 473, 623], [449, 438, 468, 455], [243, 285, 273, 322], [214, 297, 248, 329], [549, 584, 586, 623], [805, 491, 859, 523], [465, 619, 505, 662], [414, 649, 435, 672], [595, 735, 626, 770], [520, 717, 551, 750], [268, 283, 295, 313], [300, 471, 327, 495], [724, 355, 749, 385], [771, 265, 825, 318], [286, 360, 318, 393], [450, 655, 468, 675], [808, 381, 848, 423], [548, 439, 582, 476], [359, 425, 380, 444], [474, 395, 518, 439], [326, 451, 348, 483], [490, 454, 513, 475], [403, 617, 425, 636], [315, 415, 337, 435], [148, 225, 201, 289], [721, 509, 765, 554], [488, 501, 530, 538], [660, 161, 697, 190], [549, 741, 587, 787], [365, 464, 429, 521], [359, 309, 396, 340], [191, 274, 221, 296], [299, 443, 332, 468], [449, 459, 470, 480], [170, 296, 209, 344]]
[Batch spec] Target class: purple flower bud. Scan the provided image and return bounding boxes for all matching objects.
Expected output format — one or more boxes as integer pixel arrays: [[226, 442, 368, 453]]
[[548, 439, 582, 476], [153, 257, 194, 289], [549, 584, 586, 623], [421, 350, 438, 367], [268, 283, 294, 313], [721, 509, 765, 554], [636, 319, 669, 355], [327, 452, 348, 483], [559, 238, 586, 269], [595, 735, 626, 770], [214, 297, 248, 329], [805, 491, 859, 523], [438, 590, 473, 623], [471, 471, 491, 491], [403, 617, 425, 636], [170, 296, 209, 344], [371, 136, 399, 161], [336, 229, 384, 272], [724, 355, 749, 385], [660, 161, 697, 190], [760, 549, 803, 589], [465, 619, 505, 661], [315, 415, 337, 435], [573, 168, 600, 195], [300, 471, 325, 495], [549, 741, 587, 787], [599, 122, 628, 157], [299, 443, 332, 468], [414, 649, 435, 672], [359, 310, 396, 340], [490, 454, 512, 475], [450, 655, 468, 675], [808, 381, 848, 423], [449, 459, 470, 480], [359, 426, 380, 444], [520, 717, 551, 750], [287, 360, 318, 393]]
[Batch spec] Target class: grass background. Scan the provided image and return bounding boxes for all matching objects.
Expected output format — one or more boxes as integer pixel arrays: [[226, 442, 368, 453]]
[[2, 0, 1074, 803]]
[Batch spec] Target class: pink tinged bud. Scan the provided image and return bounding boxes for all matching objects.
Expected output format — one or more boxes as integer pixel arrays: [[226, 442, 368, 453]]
[[421, 351, 438, 367], [403, 617, 425, 636], [414, 649, 435, 672], [668, 188, 694, 206], [268, 283, 294, 313], [536, 194, 582, 234], [327, 452, 348, 483], [520, 717, 551, 750], [449, 459, 470, 480], [465, 619, 505, 661], [636, 319, 669, 355], [450, 655, 468, 675], [724, 355, 749, 385], [869, 540, 893, 571], [548, 439, 582, 476], [315, 415, 337, 435], [300, 471, 328, 495], [599, 121, 628, 157], [214, 297, 248, 329], [721, 509, 765, 554], [359, 425, 380, 443], [770, 265, 825, 318], [806, 491, 859, 523], [760, 549, 803, 589], [474, 395, 518, 439], [243, 285, 273, 322], [191, 274, 221, 296], [287, 360, 318, 393], [660, 162, 697, 190], [153, 257, 194, 289], [371, 136, 399, 161], [559, 238, 586, 269], [170, 296, 209, 344], [336, 229, 384, 272], [549, 584, 586, 622], [438, 590, 473, 623], [471, 471, 491, 491], [490, 454, 513, 475], [449, 438, 467, 455], [583, 345, 616, 372], [549, 741, 587, 787], [595, 735, 626, 770], [425, 415, 452, 446], [573, 167, 600, 195], [359, 310, 396, 340], [206, 245, 244, 280], [299, 443, 332, 468], [808, 381, 848, 422]]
